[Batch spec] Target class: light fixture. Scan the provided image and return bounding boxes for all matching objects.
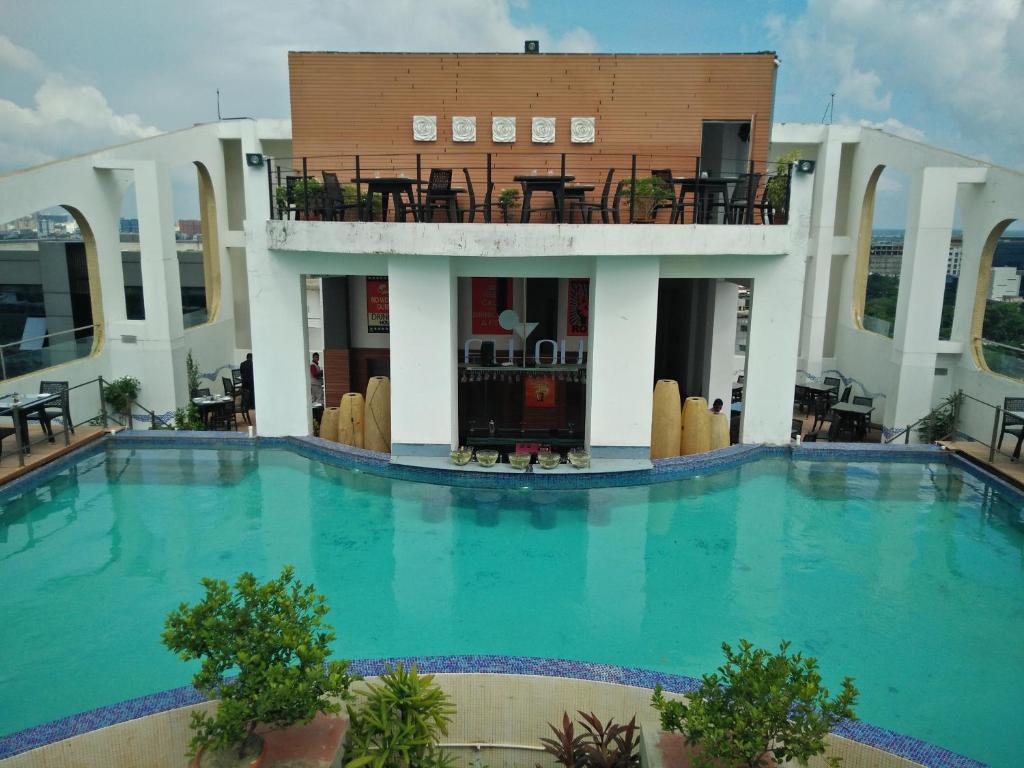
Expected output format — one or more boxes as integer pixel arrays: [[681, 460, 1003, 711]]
[[245, 153, 264, 168], [524, 40, 540, 54], [795, 159, 816, 174]]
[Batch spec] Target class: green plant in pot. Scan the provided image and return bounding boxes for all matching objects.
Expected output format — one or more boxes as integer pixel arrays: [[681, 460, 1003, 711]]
[[622, 176, 672, 222], [102, 375, 140, 417], [275, 178, 323, 217], [915, 390, 963, 443], [162, 565, 357, 762], [651, 639, 858, 768], [499, 187, 521, 222], [764, 150, 801, 223]]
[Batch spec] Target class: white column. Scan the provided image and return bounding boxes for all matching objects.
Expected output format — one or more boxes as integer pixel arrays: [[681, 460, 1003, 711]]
[[800, 137, 843, 376], [586, 255, 659, 458], [706, 279, 739, 409], [389, 254, 456, 455], [741, 168, 813, 444]]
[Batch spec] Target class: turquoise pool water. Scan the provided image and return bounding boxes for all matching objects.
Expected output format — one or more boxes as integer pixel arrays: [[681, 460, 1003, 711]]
[[0, 447, 1021, 765]]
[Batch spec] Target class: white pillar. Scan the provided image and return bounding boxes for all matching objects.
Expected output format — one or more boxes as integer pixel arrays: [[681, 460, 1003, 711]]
[[800, 136, 843, 376], [586, 255, 659, 458], [741, 168, 813, 444], [389, 254, 456, 455], [706, 280, 739, 409]]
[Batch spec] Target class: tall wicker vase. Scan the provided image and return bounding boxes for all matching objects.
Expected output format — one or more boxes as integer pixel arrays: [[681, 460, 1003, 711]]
[[338, 393, 365, 448], [709, 411, 730, 450], [650, 379, 682, 459], [319, 407, 341, 442], [364, 376, 391, 453], [680, 396, 711, 455]]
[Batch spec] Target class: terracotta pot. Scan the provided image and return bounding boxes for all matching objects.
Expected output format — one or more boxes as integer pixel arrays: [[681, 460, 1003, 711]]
[[657, 731, 778, 768], [190, 713, 348, 768], [191, 736, 266, 768]]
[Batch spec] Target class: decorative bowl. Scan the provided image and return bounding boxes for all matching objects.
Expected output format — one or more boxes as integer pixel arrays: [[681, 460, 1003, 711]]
[[567, 448, 591, 469], [450, 447, 473, 466], [508, 451, 532, 470], [475, 449, 499, 467], [537, 451, 561, 469]]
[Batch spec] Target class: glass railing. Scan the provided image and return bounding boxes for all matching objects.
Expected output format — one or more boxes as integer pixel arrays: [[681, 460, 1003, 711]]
[[0, 325, 95, 381], [981, 340, 1024, 380]]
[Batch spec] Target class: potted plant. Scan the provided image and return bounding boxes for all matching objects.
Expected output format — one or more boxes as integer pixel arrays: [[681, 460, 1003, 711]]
[[102, 375, 140, 418], [916, 390, 963, 443], [499, 188, 521, 223], [345, 662, 456, 768], [275, 178, 324, 219], [764, 150, 801, 224], [622, 176, 672, 222], [162, 565, 357, 765], [651, 639, 858, 768]]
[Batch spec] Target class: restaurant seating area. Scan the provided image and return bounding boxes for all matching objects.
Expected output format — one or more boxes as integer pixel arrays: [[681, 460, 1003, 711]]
[[269, 153, 790, 226]]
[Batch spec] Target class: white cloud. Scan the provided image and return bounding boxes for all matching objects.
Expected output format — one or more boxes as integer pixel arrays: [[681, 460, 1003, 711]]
[[0, 34, 42, 74], [856, 117, 926, 143]]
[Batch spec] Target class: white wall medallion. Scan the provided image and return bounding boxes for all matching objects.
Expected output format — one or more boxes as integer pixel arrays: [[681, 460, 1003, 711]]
[[452, 116, 476, 142], [532, 117, 556, 143], [492, 116, 516, 143], [570, 117, 596, 143], [412, 115, 437, 142]]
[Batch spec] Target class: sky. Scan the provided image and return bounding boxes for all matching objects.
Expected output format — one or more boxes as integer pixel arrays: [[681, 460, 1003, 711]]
[[1, 0, 1022, 228]]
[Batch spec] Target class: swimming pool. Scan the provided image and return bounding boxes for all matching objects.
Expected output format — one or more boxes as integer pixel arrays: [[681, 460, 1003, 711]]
[[0, 442, 1021, 766]]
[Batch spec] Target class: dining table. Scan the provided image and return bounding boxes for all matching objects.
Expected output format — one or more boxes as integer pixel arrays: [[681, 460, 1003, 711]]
[[671, 176, 733, 224], [829, 401, 874, 441], [350, 176, 419, 222], [191, 395, 234, 428], [0, 391, 66, 454], [795, 381, 837, 412], [513, 175, 589, 223]]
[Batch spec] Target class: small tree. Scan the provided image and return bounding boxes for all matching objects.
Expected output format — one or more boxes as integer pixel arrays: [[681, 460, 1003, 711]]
[[163, 566, 357, 759], [102, 375, 140, 416], [651, 640, 858, 768], [345, 662, 456, 768], [186, 350, 201, 397]]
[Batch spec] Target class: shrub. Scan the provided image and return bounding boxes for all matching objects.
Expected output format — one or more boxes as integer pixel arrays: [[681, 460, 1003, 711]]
[[541, 711, 639, 768], [102, 376, 140, 415], [186, 350, 201, 397], [651, 639, 858, 768], [915, 390, 963, 443], [621, 176, 673, 219], [172, 404, 204, 431], [162, 566, 356, 759], [765, 150, 801, 211], [345, 662, 456, 768]]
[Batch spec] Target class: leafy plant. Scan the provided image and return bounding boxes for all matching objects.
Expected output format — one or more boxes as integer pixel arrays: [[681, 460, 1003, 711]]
[[540, 712, 639, 768], [765, 150, 801, 210], [651, 639, 858, 768], [162, 565, 357, 759], [275, 177, 323, 213], [186, 350, 201, 397], [173, 404, 204, 431], [102, 376, 140, 415], [915, 390, 964, 443], [622, 176, 672, 219], [345, 662, 456, 768], [499, 188, 521, 222]]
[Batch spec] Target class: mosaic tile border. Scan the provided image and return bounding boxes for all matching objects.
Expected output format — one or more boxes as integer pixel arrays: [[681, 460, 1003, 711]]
[[0, 656, 987, 767]]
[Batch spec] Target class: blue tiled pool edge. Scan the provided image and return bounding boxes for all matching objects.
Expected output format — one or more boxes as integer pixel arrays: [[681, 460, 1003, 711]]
[[0, 656, 987, 768]]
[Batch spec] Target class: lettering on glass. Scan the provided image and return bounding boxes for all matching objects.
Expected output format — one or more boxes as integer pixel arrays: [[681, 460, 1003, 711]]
[[366, 276, 390, 333], [471, 277, 513, 335], [566, 278, 589, 336]]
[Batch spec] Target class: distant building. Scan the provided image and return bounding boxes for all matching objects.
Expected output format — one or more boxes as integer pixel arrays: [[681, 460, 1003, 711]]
[[177, 219, 202, 238], [37, 213, 70, 238], [990, 266, 1022, 301], [119, 218, 139, 234], [869, 233, 963, 278]]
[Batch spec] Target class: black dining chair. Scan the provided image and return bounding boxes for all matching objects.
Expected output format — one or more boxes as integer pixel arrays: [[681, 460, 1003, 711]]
[[223, 377, 250, 426], [726, 174, 760, 224], [997, 397, 1024, 453], [459, 168, 498, 223], [811, 395, 832, 433], [0, 425, 15, 459], [25, 380, 72, 439], [650, 169, 680, 223], [420, 168, 458, 222], [194, 387, 211, 397], [852, 396, 874, 440], [838, 385, 852, 403], [321, 172, 362, 222], [571, 169, 623, 224]]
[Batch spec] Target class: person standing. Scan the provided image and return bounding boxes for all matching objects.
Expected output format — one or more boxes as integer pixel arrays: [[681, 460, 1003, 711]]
[[310, 352, 324, 405], [239, 352, 254, 412]]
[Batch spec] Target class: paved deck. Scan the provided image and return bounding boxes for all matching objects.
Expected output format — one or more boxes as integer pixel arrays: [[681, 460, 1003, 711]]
[[939, 439, 1024, 488], [0, 424, 110, 485]]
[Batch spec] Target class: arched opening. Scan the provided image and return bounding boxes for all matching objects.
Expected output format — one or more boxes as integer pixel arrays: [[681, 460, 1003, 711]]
[[0, 205, 100, 380], [853, 164, 910, 338], [972, 219, 1024, 380], [194, 161, 221, 323]]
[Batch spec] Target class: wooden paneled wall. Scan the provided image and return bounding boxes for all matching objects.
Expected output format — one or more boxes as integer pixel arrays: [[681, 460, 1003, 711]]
[[288, 52, 777, 191]]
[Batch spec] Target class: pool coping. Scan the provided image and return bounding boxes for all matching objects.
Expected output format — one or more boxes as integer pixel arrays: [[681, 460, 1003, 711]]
[[0, 656, 988, 767]]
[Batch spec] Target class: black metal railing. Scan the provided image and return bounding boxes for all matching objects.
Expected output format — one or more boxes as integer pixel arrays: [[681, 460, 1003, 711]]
[[265, 151, 793, 227]]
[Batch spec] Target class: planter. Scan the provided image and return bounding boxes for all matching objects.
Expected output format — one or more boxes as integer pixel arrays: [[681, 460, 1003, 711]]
[[192, 735, 265, 768], [501, 204, 522, 223], [654, 731, 777, 768], [191, 713, 348, 768]]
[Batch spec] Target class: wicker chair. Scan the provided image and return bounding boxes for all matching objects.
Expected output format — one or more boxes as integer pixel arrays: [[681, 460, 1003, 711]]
[[321, 172, 361, 222], [459, 168, 498, 223], [649, 169, 679, 222], [25, 380, 72, 439], [997, 397, 1024, 453], [420, 168, 458, 222], [571, 169, 623, 224]]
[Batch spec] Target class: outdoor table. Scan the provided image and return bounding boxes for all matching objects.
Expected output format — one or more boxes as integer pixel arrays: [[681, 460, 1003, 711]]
[[513, 175, 577, 222], [672, 177, 732, 223], [732, 382, 743, 403], [829, 401, 874, 441], [416, 183, 466, 223], [796, 381, 835, 411], [350, 177, 419, 222], [0, 392, 65, 453], [191, 395, 233, 428]]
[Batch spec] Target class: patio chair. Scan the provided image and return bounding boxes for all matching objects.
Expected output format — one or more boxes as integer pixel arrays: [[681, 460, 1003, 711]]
[[810, 396, 832, 433], [791, 418, 803, 440], [839, 385, 852, 403], [420, 168, 458, 222], [223, 377, 250, 426], [852, 395, 874, 439], [25, 380, 72, 438], [997, 397, 1024, 452], [209, 397, 237, 432], [0, 425, 16, 457], [194, 387, 211, 397], [823, 376, 841, 393], [321, 172, 361, 222], [571, 169, 623, 224], [726, 174, 760, 224], [459, 168, 498, 223], [232, 368, 242, 387], [649, 169, 679, 223]]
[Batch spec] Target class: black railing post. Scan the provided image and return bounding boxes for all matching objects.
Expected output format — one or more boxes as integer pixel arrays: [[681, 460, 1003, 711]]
[[275, 164, 283, 219], [13, 402, 24, 466], [355, 155, 363, 221], [266, 159, 274, 220], [98, 375, 108, 429], [745, 159, 755, 224], [559, 152, 567, 222], [416, 154, 422, 214], [695, 155, 702, 224], [486, 153, 492, 223], [989, 406, 1001, 463], [629, 154, 637, 224], [301, 157, 309, 220], [905, 425, 910, 444]]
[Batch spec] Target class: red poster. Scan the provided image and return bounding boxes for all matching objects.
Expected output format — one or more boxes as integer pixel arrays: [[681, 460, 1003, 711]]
[[524, 375, 556, 408], [566, 278, 589, 336], [366, 276, 389, 333], [472, 277, 513, 335]]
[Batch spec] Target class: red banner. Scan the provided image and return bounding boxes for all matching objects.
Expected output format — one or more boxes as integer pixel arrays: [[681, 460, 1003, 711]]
[[472, 277, 513, 335], [566, 278, 589, 336], [366, 276, 389, 333], [524, 375, 556, 408]]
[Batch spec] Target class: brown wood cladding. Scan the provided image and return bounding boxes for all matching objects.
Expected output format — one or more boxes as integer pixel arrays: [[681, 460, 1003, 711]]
[[288, 52, 777, 189]]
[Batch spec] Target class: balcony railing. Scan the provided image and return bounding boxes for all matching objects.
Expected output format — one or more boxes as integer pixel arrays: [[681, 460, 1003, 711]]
[[0, 325, 95, 381], [266, 152, 792, 226]]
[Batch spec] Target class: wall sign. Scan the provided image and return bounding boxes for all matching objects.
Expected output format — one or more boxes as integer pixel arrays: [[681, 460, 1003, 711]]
[[566, 278, 589, 336], [452, 116, 476, 142], [492, 116, 516, 143], [412, 115, 437, 142], [366, 276, 390, 333], [532, 117, 556, 143], [524, 375, 556, 408], [471, 277, 513, 335], [570, 117, 595, 143]]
